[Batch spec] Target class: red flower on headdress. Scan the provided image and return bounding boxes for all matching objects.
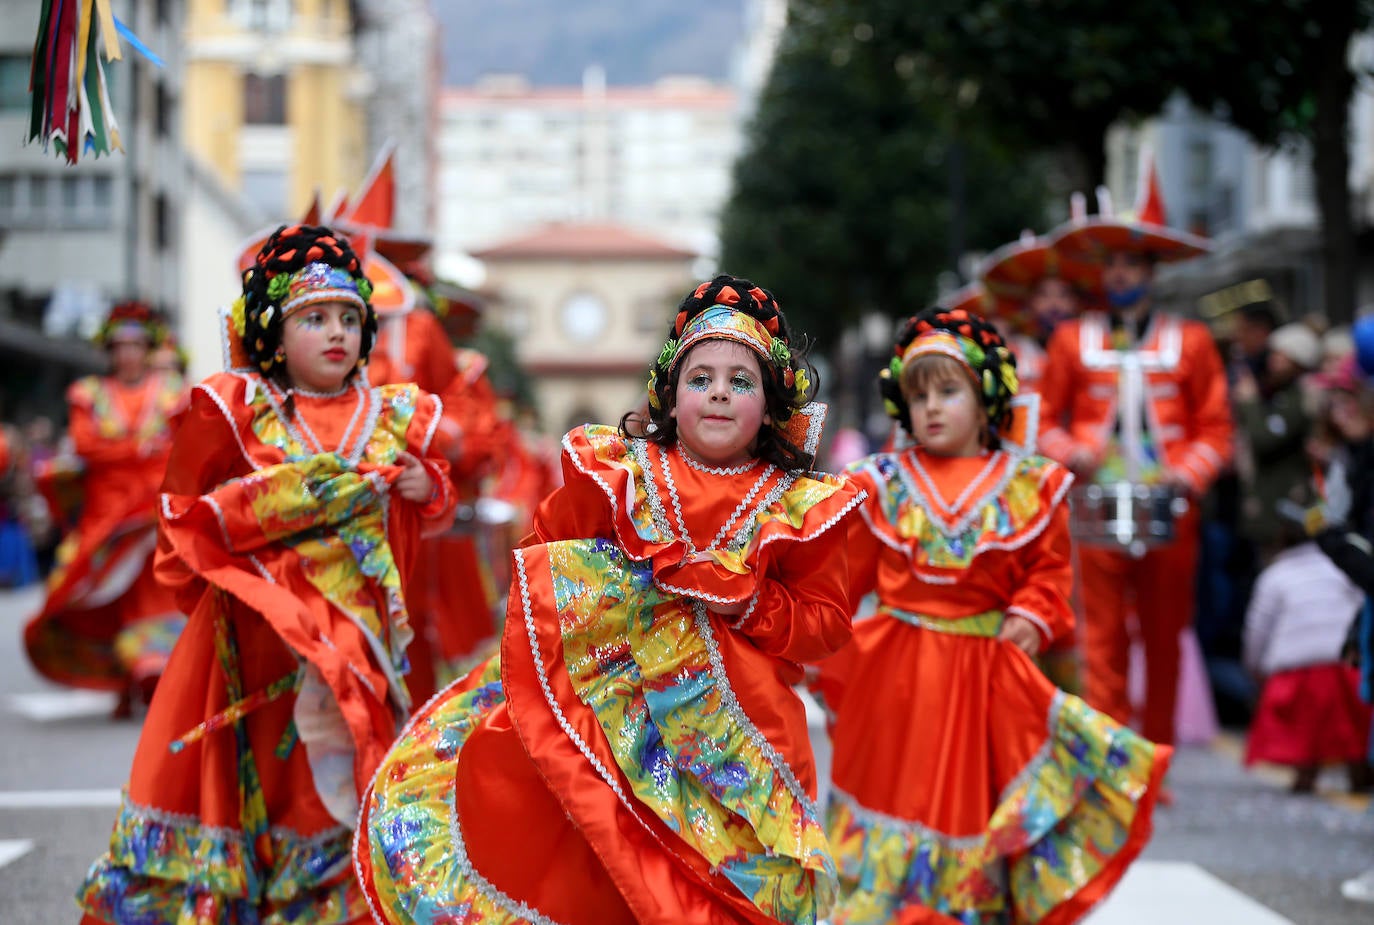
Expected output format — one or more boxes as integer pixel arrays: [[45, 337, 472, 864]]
[[674, 310, 688, 335], [716, 286, 740, 306], [748, 286, 768, 305], [693, 281, 711, 299]]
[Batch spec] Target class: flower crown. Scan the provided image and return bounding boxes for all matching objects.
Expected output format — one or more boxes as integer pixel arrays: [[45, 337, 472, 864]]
[[646, 304, 811, 410], [882, 309, 1019, 430]]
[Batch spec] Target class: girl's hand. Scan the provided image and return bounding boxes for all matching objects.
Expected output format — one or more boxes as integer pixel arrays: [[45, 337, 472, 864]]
[[998, 614, 1043, 656], [394, 451, 435, 503]]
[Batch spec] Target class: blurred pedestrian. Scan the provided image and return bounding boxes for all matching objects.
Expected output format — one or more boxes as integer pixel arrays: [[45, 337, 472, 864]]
[[356, 276, 862, 924], [1243, 515, 1370, 793], [813, 308, 1170, 924], [78, 224, 456, 924], [1234, 321, 1321, 562], [22, 301, 187, 717]]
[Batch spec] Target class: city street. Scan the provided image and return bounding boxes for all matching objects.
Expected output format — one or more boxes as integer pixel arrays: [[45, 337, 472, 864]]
[[1, 584, 1371, 924]]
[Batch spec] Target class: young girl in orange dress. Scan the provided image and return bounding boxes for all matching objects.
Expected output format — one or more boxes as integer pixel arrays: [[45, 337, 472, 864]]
[[355, 276, 865, 925], [24, 300, 186, 714], [78, 224, 457, 924], [814, 307, 1172, 925]]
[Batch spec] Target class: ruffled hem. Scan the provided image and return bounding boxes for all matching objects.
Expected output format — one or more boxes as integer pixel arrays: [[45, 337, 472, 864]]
[[825, 692, 1171, 925], [77, 792, 365, 925], [518, 540, 836, 921], [355, 658, 541, 924]]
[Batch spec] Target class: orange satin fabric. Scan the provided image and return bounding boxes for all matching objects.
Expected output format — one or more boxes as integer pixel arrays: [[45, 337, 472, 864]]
[[137, 374, 455, 832], [1038, 312, 1233, 492], [23, 373, 185, 690], [819, 449, 1074, 834], [444, 433, 859, 922]]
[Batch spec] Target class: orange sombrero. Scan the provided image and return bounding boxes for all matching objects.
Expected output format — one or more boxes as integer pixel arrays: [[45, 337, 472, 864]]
[[937, 282, 994, 316], [1050, 152, 1211, 265], [978, 229, 1103, 322]]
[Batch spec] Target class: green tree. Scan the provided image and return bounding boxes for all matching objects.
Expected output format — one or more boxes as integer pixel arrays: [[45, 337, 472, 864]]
[[805, 0, 1374, 321], [718, 4, 1049, 346]]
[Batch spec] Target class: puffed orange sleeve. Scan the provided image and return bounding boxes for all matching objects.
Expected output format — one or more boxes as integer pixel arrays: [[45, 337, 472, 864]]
[[726, 524, 855, 664], [409, 310, 459, 395], [1173, 322, 1234, 495], [530, 456, 616, 545], [844, 468, 885, 613], [154, 383, 248, 613], [1005, 480, 1075, 646], [1035, 325, 1080, 465], [406, 391, 459, 535]]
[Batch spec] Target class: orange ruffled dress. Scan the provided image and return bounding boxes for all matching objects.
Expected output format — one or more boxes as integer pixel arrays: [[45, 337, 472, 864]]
[[355, 424, 865, 925], [814, 447, 1172, 925], [24, 371, 187, 693], [78, 371, 456, 925]]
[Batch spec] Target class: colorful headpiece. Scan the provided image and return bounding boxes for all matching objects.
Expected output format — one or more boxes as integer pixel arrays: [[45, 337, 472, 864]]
[[278, 262, 368, 318], [96, 300, 167, 349], [230, 224, 376, 374], [881, 307, 1019, 440]]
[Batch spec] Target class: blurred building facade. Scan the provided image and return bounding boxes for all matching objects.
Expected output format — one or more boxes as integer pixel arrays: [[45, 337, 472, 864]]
[[0, 0, 185, 420], [1105, 70, 1374, 321], [471, 223, 696, 435], [435, 71, 739, 267], [353, 0, 440, 237], [182, 0, 368, 222]]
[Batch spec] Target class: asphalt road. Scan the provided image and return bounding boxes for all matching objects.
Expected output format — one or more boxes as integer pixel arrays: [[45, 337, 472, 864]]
[[1, 583, 1371, 924]]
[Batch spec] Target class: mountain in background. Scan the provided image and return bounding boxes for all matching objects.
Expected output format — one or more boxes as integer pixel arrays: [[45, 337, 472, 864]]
[[435, 0, 745, 86]]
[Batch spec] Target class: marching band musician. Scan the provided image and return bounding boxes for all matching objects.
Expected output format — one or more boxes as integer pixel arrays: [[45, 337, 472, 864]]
[[1038, 170, 1233, 749]]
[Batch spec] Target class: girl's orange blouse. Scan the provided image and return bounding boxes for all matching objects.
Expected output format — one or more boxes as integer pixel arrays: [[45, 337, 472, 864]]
[[845, 447, 1075, 644]]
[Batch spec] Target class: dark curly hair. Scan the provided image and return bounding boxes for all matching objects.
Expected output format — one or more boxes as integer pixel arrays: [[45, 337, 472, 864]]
[[621, 274, 819, 471], [880, 306, 1019, 447], [238, 224, 377, 381]]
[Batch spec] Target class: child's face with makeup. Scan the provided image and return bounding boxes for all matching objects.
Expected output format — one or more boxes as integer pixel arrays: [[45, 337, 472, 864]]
[[671, 339, 770, 468], [280, 300, 362, 392]]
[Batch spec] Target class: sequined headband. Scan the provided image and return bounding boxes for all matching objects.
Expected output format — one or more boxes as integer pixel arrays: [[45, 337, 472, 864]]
[[106, 321, 154, 344], [900, 330, 984, 382], [279, 262, 367, 318], [667, 305, 776, 374]]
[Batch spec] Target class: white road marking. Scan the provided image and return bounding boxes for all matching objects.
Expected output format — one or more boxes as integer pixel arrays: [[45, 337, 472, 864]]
[[0, 789, 122, 809], [6, 691, 118, 722], [1087, 861, 1294, 924], [0, 839, 34, 870]]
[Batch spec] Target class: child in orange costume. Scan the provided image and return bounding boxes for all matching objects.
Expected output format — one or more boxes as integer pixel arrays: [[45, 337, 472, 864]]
[[814, 307, 1171, 925], [355, 276, 865, 925], [79, 225, 456, 924], [24, 300, 186, 712]]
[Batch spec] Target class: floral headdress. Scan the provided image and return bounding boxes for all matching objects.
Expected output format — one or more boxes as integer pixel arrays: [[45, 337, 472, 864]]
[[96, 300, 167, 349], [647, 281, 811, 413], [230, 224, 376, 374], [881, 306, 1019, 440]]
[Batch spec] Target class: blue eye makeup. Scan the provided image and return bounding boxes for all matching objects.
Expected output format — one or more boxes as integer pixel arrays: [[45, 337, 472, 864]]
[[731, 375, 757, 394], [687, 374, 711, 391]]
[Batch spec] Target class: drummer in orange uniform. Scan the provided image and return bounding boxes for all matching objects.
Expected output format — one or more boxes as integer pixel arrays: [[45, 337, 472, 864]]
[[1037, 168, 1233, 747]]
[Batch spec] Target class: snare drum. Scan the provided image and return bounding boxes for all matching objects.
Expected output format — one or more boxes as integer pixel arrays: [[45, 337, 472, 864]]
[[1069, 482, 1189, 558]]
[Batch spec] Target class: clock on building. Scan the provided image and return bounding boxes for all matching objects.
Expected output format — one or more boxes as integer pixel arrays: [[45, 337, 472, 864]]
[[560, 292, 609, 342]]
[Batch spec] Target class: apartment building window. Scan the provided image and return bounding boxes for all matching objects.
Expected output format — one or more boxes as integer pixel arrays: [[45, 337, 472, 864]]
[[242, 168, 288, 218], [232, 0, 292, 32], [0, 173, 115, 229], [154, 193, 173, 251], [0, 55, 29, 112], [244, 74, 287, 125], [155, 81, 173, 138]]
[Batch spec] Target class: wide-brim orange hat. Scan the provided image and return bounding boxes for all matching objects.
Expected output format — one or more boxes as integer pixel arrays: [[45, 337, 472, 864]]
[[937, 282, 994, 315], [1050, 154, 1211, 264], [978, 230, 1103, 319]]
